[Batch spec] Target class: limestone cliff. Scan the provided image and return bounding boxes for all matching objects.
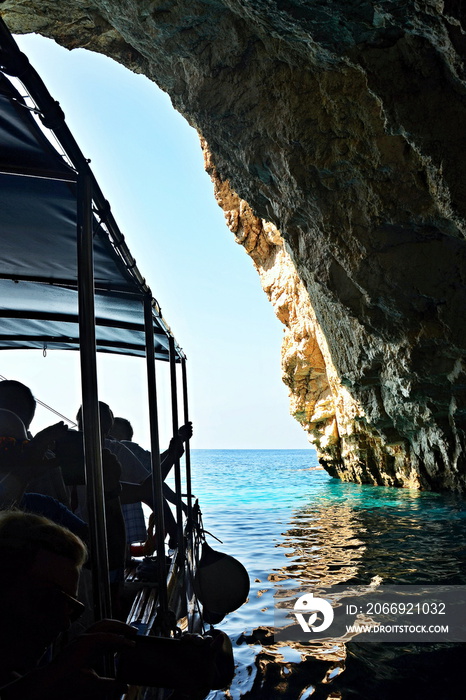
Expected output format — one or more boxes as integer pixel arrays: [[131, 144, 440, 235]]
[[203, 144, 423, 489], [1, 0, 466, 490]]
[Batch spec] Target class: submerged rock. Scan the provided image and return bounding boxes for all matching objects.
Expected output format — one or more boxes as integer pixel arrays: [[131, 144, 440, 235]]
[[2, 0, 466, 489]]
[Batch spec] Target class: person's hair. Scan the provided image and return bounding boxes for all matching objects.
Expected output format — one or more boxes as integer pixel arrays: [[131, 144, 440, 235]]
[[109, 417, 133, 441], [76, 401, 114, 437], [0, 380, 36, 429], [0, 510, 87, 583]]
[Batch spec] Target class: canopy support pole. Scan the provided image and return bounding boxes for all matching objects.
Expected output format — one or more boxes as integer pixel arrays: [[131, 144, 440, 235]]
[[169, 337, 185, 562], [143, 296, 169, 626], [77, 171, 111, 622], [181, 357, 196, 632], [181, 358, 193, 532]]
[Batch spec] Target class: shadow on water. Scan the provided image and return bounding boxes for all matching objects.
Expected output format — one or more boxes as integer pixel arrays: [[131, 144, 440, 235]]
[[193, 452, 466, 700]]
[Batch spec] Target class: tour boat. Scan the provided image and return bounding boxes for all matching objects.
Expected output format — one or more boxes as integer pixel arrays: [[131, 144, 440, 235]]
[[0, 17, 246, 698]]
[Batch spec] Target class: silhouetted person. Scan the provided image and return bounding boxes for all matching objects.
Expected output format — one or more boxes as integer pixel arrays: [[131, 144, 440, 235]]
[[0, 510, 136, 699], [0, 380, 36, 430], [109, 417, 134, 443], [109, 417, 193, 550], [0, 407, 69, 507], [74, 403, 127, 615], [0, 380, 69, 505], [0, 407, 88, 544]]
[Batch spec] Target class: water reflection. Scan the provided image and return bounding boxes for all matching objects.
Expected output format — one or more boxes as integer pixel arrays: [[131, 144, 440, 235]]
[[263, 481, 466, 698], [277, 502, 365, 587], [283, 480, 466, 586]]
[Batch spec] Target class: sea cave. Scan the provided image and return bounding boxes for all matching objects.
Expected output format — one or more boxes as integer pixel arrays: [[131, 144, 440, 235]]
[[2, 0, 466, 491]]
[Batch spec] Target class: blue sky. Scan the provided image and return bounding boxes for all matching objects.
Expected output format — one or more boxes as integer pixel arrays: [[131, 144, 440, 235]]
[[2, 33, 312, 451]]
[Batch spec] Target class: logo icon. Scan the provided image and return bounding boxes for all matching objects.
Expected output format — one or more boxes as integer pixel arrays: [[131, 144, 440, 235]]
[[293, 593, 334, 633]]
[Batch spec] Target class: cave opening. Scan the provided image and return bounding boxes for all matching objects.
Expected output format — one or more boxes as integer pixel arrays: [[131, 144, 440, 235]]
[[4, 32, 312, 451]]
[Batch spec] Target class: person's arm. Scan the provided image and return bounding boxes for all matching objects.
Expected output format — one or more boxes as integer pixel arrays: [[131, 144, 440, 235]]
[[160, 422, 193, 480], [21, 422, 69, 478], [119, 421, 193, 508], [120, 472, 187, 513], [163, 482, 188, 513]]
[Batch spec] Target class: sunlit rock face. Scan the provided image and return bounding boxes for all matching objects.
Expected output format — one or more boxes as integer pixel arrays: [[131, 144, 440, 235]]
[[2, 0, 466, 490]]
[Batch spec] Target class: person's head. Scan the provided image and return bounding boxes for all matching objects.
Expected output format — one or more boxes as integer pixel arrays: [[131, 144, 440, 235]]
[[108, 417, 133, 442], [0, 380, 36, 429], [0, 409, 29, 473], [0, 408, 28, 440], [76, 401, 114, 438], [0, 510, 87, 670]]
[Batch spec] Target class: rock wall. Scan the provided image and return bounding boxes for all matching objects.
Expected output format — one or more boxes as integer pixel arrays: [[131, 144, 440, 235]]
[[204, 144, 423, 488], [2, 0, 466, 490]]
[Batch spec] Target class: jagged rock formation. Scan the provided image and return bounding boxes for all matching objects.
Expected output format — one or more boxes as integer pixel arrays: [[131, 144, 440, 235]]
[[2, 0, 466, 490]]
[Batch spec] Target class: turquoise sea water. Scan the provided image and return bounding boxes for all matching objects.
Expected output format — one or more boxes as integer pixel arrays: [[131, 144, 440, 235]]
[[185, 449, 466, 699]]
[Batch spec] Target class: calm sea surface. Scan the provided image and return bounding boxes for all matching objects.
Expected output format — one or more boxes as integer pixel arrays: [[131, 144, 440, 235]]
[[183, 449, 466, 700]]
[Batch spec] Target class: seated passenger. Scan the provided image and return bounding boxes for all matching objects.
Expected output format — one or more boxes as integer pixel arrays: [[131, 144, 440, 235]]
[[0, 408, 68, 508], [76, 404, 149, 551], [0, 509, 136, 699], [0, 408, 32, 505], [109, 416, 193, 510], [74, 405, 190, 556], [109, 416, 193, 552], [0, 380, 69, 505], [0, 408, 88, 545]]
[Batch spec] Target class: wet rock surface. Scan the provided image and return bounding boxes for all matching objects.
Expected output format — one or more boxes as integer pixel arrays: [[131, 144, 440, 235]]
[[2, 0, 466, 488]]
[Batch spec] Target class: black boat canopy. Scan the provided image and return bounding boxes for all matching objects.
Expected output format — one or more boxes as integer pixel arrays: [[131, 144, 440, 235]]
[[0, 22, 192, 624], [0, 50, 183, 361]]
